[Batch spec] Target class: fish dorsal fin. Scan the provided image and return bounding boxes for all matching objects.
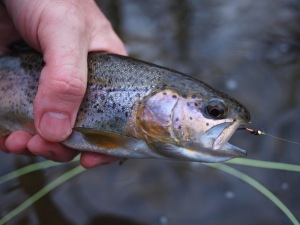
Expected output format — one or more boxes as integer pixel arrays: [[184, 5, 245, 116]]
[[73, 127, 138, 150]]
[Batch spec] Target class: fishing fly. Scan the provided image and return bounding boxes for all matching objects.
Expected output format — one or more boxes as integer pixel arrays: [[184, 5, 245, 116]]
[[239, 126, 300, 146], [238, 127, 263, 136]]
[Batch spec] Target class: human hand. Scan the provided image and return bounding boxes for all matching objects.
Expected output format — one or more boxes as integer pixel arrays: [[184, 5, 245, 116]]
[[0, 0, 127, 168]]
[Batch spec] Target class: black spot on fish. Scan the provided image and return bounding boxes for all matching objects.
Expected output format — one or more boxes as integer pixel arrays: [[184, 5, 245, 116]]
[[182, 94, 187, 98], [191, 95, 197, 99], [172, 95, 177, 99], [175, 118, 179, 122], [178, 125, 182, 129], [206, 123, 209, 126], [163, 92, 167, 95], [189, 117, 193, 120]]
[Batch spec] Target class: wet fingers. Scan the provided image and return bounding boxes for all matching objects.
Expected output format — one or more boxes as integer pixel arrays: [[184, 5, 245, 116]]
[[5, 131, 32, 154], [80, 152, 119, 168]]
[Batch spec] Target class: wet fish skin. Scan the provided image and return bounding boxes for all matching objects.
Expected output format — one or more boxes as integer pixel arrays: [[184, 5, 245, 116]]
[[0, 51, 250, 162]]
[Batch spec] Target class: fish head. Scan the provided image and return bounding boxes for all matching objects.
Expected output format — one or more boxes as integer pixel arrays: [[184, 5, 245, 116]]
[[134, 87, 250, 162], [169, 92, 250, 162]]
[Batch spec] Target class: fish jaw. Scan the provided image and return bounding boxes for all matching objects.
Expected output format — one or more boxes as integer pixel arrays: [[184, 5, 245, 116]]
[[198, 121, 247, 159], [150, 121, 247, 163]]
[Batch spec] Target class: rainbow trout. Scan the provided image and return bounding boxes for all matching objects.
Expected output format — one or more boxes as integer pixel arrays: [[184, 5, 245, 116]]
[[0, 50, 250, 162]]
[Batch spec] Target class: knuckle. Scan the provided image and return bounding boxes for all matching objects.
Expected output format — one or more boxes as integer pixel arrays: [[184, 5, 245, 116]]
[[53, 73, 86, 100], [41, 70, 86, 102]]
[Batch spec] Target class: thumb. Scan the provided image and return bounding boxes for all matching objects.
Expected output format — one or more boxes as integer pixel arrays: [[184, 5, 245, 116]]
[[33, 6, 89, 142], [34, 48, 87, 142]]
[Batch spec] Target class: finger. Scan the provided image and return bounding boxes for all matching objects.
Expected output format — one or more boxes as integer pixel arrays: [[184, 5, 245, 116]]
[[33, 4, 90, 142], [75, 0, 127, 56], [4, 131, 32, 154], [27, 135, 77, 162], [87, 8, 127, 55], [34, 61, 87, 142], [80, 152, 119, 168], [89, 25, 127, 56]]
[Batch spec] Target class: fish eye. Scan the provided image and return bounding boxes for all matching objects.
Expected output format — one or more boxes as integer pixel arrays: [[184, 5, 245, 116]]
[[205, 99, 227, 119]]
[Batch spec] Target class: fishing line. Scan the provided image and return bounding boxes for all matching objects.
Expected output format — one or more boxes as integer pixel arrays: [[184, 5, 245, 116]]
[[238, 127, 300, 146]]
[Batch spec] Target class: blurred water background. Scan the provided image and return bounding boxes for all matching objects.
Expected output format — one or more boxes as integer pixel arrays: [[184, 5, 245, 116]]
[[0, 0, 300, 224]]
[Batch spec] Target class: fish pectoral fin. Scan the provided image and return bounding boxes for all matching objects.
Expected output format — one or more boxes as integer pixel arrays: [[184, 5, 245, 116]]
[[71, 127, 156, 158], [73, 127, 138, 149]]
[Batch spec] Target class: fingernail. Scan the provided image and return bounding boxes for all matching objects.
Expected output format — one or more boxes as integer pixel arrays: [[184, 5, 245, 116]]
[[39, 112, 71, 141]]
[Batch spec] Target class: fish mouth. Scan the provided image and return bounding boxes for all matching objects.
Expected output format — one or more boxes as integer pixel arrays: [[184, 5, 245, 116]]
[[180, 120, 247, 162], [200, 121, 247, 158]]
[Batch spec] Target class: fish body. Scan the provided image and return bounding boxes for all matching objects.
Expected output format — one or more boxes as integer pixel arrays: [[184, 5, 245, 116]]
[[0, 51, 250, 162]]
